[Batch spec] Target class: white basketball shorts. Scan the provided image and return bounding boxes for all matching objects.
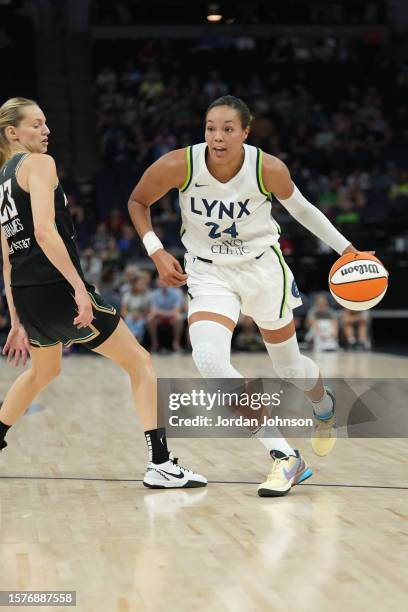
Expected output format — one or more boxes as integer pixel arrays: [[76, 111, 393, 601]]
[[184, 246, 302, 329]]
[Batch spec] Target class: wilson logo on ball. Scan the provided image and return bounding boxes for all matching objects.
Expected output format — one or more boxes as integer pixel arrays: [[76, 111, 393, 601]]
[[341, 264, 379, 276]]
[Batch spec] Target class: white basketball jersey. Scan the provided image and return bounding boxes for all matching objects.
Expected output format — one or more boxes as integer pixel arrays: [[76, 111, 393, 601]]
[[178, 143, 281, 266]]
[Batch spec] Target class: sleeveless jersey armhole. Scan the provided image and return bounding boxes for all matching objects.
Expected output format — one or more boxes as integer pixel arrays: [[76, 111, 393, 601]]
[[15, 153, 31, 194], [179, 146, 193, 192], [256, 148, 272, 202], [257, 148, 281, 235]]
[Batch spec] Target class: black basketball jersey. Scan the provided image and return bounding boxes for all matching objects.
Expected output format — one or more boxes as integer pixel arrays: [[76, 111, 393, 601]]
[[0, 152, 85, 287]]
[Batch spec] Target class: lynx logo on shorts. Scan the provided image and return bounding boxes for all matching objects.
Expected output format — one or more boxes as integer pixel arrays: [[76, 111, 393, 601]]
[[292, 280, 300, 298], [0, 179, 18, 224]]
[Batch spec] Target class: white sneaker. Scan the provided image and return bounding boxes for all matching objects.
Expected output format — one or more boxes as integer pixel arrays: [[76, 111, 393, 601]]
[[143, 453, 207, 489]]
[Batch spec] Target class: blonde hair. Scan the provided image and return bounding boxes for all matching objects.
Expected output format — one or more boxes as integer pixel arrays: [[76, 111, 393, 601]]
[[0, 97, 38, 167]]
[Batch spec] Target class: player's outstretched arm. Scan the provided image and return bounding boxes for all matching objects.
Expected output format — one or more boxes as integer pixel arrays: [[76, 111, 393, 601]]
[[262, 153, 354, 255], [128, 149, 188, 287]]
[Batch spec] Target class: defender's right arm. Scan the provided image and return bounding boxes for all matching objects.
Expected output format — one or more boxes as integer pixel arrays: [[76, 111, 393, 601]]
[[128, 149, 188, 287], [1, 227, 30, 366]]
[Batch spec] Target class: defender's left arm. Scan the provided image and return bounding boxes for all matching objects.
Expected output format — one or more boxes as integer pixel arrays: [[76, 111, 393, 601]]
[[262, 154, 356, 255]]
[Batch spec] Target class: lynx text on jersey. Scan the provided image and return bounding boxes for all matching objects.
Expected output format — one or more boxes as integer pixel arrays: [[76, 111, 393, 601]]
[[190, 197, 250, 219]]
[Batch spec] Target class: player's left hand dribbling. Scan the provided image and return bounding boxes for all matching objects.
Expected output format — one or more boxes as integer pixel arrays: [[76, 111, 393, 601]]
[[2, 325, 30, 367], [342, 244, 375, 256]]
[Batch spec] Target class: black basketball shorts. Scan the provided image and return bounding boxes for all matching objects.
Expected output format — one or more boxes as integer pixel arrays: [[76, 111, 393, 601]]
[[12, 282, 120, 350]]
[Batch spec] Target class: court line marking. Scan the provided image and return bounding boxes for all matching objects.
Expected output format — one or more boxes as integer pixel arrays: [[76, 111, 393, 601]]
[[0, 476, 407, 490]]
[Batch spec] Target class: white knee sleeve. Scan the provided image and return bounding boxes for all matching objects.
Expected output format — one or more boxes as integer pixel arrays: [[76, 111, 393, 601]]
[[265, 335, 319, 391], [189, 320, 242, 378]]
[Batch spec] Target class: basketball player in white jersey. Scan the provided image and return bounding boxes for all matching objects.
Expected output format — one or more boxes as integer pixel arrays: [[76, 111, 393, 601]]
[[128, 95, 360, 497]]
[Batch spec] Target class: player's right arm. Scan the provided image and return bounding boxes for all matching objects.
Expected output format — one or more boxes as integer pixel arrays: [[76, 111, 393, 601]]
[[1, 226, 30, 366], [25, 154, 93, 328], [128, 149, 188, 287]]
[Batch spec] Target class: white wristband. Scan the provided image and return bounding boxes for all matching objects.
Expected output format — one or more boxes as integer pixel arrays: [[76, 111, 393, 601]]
[[142, 231, 164, 256]]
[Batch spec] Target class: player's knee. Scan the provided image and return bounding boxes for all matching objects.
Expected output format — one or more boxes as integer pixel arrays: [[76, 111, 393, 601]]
[[31, 362, 61, 389], [273, 355, 319, 391], [139, 350, 154, 374], [122, 344, 153, 374], [274, 362, 305, 381], [192, 342, 229, 378]]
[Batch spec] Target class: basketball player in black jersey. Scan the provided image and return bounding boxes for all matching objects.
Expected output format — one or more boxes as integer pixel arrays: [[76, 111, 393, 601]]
[[0, 97, 206, 488]]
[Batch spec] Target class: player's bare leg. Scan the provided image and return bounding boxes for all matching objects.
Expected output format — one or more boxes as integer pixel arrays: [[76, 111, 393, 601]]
[[0, 344, 63, 451], [92, 319, 158, 430], [0, 343, 62, 426], [93, 319, 206, 488]]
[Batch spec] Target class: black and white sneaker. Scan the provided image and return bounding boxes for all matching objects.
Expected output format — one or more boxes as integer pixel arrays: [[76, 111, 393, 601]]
[[143, 453, 207, 489]]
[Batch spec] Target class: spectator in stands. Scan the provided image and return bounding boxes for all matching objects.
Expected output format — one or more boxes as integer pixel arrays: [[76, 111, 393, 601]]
[[119, 264, 142, 298], [101, 236, 122, 269], [106, 208, 126, 238], [97, 265, 121, 312], [96, 65, 117, 91], [121, 276, 151, 342], [140, 68, 164, 99], [91, 222, 112, 254], [318, 174, 342, 215], [117, 224, 141, 260], [121, 61, 142, 92], [249, 109, 275, 148], [204, 71, 228, 99], [314, 120, 335, 150], [335, 194, 361, 244], [147, 279, 185, 352], [389, 170, 408, 215], [80, 247, 103, 287], [340, 309, 371, 350], [305, 294, 339, 352]]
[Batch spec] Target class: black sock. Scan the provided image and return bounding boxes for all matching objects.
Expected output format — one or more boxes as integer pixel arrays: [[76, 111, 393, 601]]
[[144, 427, 170, 464], [0, 420, 11, 450], [270, 449, 290, 460]]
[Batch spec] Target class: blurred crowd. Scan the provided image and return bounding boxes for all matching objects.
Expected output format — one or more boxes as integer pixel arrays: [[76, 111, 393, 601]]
[[92, 37, 408, 259]]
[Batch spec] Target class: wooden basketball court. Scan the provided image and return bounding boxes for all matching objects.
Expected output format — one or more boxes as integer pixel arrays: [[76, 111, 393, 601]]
[[1, 350, 407, 611]]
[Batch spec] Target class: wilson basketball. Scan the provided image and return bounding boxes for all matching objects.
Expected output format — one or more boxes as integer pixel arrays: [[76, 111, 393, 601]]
[[329, 252, 388, 311]]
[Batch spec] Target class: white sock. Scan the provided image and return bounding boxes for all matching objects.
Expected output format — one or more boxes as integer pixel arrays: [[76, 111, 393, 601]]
[[312, 389, 334, 418], [253, 425, 295, 456]]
